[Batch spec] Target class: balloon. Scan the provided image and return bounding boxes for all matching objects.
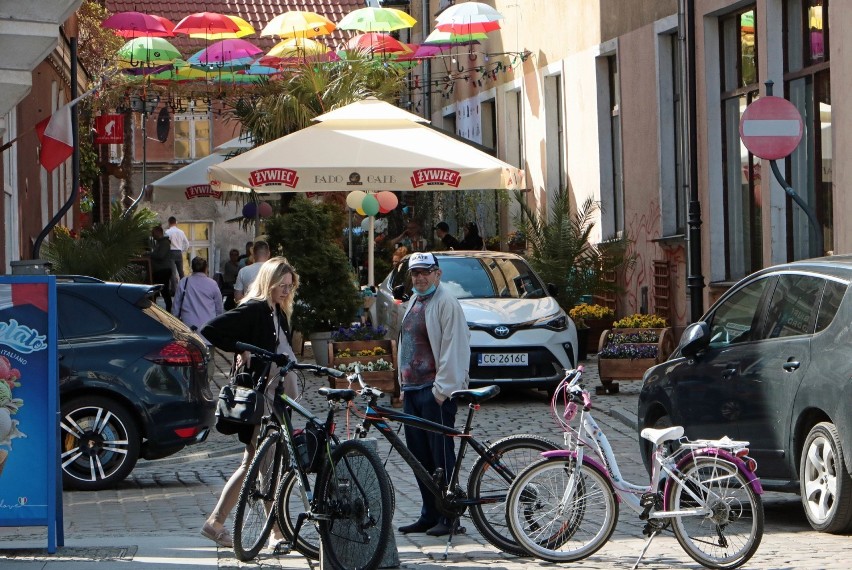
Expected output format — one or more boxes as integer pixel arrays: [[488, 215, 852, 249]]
[[346, 190, 367, 210], [361, 194, 380, 216], [356, 207, 366, 216], [376, 191, 398, 213], [242, 202, 257, 218], [258, 201, 273, 217]]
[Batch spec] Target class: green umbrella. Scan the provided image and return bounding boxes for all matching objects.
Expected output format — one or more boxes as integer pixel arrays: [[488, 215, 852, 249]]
[[118, 37, 182, 68], [337, 7, 416, 32]]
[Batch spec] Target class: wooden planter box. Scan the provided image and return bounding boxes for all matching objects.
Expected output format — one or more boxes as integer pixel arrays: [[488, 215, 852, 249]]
[[596, 327, 675, 392], [328, 340, 400, 407], [583, 318, 613, 354]]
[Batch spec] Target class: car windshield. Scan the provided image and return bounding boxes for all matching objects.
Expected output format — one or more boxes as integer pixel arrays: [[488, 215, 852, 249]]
[[408, 256, 547, 299]]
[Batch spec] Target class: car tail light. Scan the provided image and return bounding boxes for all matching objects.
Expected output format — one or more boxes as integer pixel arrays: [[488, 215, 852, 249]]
[[146, 341, 206, 369], [174, 426, 202, 438]]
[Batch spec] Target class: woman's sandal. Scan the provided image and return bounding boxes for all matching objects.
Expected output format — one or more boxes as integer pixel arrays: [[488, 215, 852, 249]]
[[268, 538, 289, 555], [201, 522, 233, 548]]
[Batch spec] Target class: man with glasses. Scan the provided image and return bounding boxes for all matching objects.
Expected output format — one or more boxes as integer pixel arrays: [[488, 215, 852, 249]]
[[396, 252, 470, 537]]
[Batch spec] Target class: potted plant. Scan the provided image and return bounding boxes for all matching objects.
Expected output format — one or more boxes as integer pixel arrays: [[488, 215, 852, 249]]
[[568, 303, 615, 359], [265, 197, 361, 365], [596, 313, 674, 394], [332, 357, 400, 407]]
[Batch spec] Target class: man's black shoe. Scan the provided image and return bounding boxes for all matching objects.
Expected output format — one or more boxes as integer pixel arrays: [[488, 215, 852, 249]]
[[398, 519, 436, 534], [426, 521, 464, 537]]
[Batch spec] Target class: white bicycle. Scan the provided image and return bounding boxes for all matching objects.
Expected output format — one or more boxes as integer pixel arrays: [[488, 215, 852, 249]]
[[506, 366, 764, 569]]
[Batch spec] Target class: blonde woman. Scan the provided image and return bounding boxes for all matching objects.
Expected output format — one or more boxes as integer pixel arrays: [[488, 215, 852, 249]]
[[198, 257, 300, 548]]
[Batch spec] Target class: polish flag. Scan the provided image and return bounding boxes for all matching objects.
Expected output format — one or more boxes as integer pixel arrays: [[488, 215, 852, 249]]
[[35, 102, 75, 171]]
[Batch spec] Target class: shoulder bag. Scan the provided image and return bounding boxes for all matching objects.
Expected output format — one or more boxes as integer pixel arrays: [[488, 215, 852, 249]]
[[214, 359, 270, 435]]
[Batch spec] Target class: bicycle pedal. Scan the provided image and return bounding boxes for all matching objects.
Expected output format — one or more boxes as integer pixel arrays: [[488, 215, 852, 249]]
[[269, 540, 291, 555]]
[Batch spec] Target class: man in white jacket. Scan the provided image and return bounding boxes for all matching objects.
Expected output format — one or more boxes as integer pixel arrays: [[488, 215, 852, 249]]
[[396, 252, 470, 537]]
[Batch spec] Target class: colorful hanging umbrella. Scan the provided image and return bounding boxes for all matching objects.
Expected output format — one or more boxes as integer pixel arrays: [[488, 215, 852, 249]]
[[173, 12, 242, 38], [188, 38, 263, 66], [261, 11, 336, 39], [337, 7, 416, 32], [344, 32, 410, 56], [147, 60, 210, 83], [436, 20, 500, 34], [267, 37, 332, 59], [423, 29, 488, 46], [188, 15, 255, 40], [102, 11, 174, 37], [435, 2, 505, 25], [118, 37, 182, 68]]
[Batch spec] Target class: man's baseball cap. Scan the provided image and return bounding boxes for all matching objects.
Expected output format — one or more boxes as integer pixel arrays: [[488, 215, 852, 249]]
[[407, 252, 439, 271], [434, 221, 450, 232]]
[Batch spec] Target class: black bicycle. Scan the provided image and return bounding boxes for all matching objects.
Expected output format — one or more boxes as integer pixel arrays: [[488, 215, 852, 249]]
[[339, 366, 560, 556], [231, 343, 393, 570]]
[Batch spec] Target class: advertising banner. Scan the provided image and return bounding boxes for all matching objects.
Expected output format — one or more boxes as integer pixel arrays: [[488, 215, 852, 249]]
[[0, 276, 61, 552]]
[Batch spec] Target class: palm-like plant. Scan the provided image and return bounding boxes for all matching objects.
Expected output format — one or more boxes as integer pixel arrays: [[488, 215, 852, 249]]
[[514, 187, 635, 310], [43, 202, 158, 281]]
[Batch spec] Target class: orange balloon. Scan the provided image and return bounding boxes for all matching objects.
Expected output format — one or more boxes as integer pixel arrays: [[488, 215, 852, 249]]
[[376, 191, 398, 213]]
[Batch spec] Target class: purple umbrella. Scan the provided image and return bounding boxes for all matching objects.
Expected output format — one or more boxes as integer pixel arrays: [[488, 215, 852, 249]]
[[191, 38, 262, 66]]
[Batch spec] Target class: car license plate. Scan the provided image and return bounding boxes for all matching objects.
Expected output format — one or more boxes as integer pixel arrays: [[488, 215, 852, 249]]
[[478, 353, 528, 366]]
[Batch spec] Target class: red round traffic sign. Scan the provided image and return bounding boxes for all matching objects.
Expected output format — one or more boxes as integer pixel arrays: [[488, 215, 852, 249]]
[[739, 97, 803, 160]]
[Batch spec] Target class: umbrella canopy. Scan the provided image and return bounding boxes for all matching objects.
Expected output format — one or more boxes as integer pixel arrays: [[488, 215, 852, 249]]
[[261, 11, 336, 39], [267, 37, 331, 59], [173, 12, 242, 38], [188, 15, 255, 40], [187, 39, 262, 66], [423, 29, 488, 46], [102, 11, 174, 37], [118, 37, 182, 68], [151, 137, 253, 201], [436, 20, 500, 34], [336, 7, 416, 32], [343, 32, 410, 56], [207, 98, 525, 194], [436, 2, 505, 24]]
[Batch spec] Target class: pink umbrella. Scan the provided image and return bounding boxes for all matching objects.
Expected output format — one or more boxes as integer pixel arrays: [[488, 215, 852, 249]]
[[173, 12, 242, 38], [102, 11, 174, 37], [191, 39, 263, 66]]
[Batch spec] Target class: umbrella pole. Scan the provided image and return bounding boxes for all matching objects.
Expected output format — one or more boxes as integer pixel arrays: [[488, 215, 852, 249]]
[[368, 215, 376, 325]]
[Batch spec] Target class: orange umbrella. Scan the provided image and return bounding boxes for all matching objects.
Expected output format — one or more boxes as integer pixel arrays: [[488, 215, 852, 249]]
[[173, 12, 242, 38], [188, 15, 255, 40], [261, 11, 336, 39]]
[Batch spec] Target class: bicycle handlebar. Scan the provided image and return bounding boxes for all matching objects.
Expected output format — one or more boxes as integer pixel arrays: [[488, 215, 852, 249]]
[[234, 341, 346, 378]]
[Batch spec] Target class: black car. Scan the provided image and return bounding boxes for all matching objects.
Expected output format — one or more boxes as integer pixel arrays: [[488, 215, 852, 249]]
[[639, 256, 852, 533], [57, 277, 215, 490]]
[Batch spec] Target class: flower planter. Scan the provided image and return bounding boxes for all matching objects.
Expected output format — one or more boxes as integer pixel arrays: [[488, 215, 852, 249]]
[[576, 328, 589, 362], [596, 327, 675, 394], [328, 340, 400, 407], [583, 318, 612, 354]]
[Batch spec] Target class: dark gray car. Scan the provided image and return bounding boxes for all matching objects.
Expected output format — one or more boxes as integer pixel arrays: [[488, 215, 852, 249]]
[[638, 256, 852, 533]]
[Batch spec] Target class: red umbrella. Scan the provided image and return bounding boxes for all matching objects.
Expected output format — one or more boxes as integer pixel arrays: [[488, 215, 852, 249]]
[[173, 12, 242, 38], [345, 32, 409, 56], [435, 20, 500, 34], [102, 11, 174, 37]]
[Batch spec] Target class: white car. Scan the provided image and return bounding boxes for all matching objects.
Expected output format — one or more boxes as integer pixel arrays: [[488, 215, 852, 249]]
[[376, 251, 578, 391]]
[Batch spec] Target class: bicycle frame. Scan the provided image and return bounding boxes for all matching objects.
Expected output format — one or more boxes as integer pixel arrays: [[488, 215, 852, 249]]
[[355, 399, 521, 511]]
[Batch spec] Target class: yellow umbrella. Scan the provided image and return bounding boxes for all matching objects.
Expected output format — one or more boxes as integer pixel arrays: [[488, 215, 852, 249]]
[[188, 15, 255, 40], [267, 37, 331, 59], [261, 11, 336, 39]]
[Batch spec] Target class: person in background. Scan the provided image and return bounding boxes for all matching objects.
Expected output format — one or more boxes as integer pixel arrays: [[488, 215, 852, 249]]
[[458, 221, 484, 250], [390, 220, 428, 252], [173, 257, 224, 333], [221, 249, 241, 310], [396, 252, 470, 537], [234, 240, 270, 303], [238, 241, 253, 268], [199, 257, 301, 549], [165, 216, 190, 279], [147, 226, 175, 312], [433, 221, 460, 250]]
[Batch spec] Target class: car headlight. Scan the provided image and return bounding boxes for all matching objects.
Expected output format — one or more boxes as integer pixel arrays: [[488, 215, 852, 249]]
[[533, 312, 568, 331]]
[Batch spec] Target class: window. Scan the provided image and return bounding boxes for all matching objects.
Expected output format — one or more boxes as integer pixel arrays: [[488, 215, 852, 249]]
[[177, 221, 212, 276], [174, 99, 211, 160], [58, 293, 116, 338], [759, 274, 823, 338], [707, 276, 770, 348], [815, 280, 845, 332], [720, 7, 761, 280], [544, 74, 565, 195], [659, 31, 686, 236], [784, 0, 832, 259]]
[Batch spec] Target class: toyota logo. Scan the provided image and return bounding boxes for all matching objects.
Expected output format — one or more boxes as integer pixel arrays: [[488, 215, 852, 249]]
[[494, 325, 510, 337]]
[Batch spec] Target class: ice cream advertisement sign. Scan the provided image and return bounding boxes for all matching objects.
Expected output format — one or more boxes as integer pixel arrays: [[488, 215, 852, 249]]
[[0, 277, 61, 552]]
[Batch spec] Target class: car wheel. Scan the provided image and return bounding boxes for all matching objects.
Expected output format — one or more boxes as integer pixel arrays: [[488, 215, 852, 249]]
[[60, 396, 140, 491], [640, 413, 673, 475], [800, 422, 852, 533]]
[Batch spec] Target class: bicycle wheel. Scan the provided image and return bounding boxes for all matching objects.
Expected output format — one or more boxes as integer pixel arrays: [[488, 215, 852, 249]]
[[467, 434, 560, 555], [233, 433, 284, 562], [506, 456, 618, 562], [666, 455, 764, 569], [316, 440, 393, 570], [275, 469, 320, 560]]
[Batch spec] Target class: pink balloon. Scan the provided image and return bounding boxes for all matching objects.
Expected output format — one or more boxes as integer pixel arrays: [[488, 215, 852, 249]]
[[258, 201, 273, 217], [376, 191, 398, 213]]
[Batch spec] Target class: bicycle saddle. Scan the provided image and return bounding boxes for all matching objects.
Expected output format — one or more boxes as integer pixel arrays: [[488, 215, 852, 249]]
[[450, 385, 500, 404], [640, 425, 684, 446], [317, 387, 357, 402]]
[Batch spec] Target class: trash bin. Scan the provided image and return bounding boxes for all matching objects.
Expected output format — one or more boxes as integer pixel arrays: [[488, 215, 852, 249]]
[[10, 260, 52, 275]]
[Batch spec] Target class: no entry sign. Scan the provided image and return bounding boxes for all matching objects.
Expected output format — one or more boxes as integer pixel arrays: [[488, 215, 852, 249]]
[[739, 97, 803, 160]]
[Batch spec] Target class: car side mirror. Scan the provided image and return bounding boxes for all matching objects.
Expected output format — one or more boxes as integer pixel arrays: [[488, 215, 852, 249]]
[[679, 322, 710, 359], [393, 285, 410, 302]]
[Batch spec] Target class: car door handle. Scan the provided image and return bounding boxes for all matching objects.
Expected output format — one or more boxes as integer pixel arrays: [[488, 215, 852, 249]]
[[721, 368, 737, 380], [782, 360, 801, 372]]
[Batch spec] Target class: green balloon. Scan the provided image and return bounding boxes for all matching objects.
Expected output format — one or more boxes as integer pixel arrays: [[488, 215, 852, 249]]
[[361, 194, 380, 216]]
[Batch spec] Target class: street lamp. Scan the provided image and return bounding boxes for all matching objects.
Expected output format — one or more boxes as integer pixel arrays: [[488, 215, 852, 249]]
[[125, 89, 160, 214]]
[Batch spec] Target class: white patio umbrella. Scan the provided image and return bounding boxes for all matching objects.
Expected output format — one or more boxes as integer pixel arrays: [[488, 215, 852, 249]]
[[207, 98, 526, 284], [150, 137, 252, 201]]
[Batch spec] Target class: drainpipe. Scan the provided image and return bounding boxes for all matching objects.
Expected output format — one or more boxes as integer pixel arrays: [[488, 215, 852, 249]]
[[423, 0, 431, 119], [681, 0, 704, 321]]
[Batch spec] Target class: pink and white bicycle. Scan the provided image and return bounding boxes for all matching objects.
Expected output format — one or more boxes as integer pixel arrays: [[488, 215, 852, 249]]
[[505, 366, 764, 569]]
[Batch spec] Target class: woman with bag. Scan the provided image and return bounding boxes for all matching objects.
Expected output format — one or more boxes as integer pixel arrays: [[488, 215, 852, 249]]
[[172, 256, 223, 334], [198, 257, 300, 548]]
